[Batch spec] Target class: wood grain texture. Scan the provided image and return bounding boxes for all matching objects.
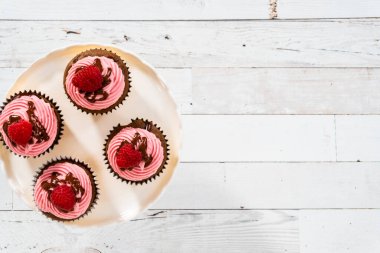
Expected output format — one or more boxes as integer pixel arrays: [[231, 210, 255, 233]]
[[192, 67, 380, 114], [182, 115, 336, 162], [8, 161, 380, 210], [0, 68, 22, 98], [0, 0, 269, 20], [1, 1, 380, 250], [2, 0, 380, 21], [1, 20, 380, 68], [1, 209, 380, 253], [300, 210, 380, 253], [0, 171, 12, 210], [155, 162, 380, 209], [0, 69, 338, 163], [279, 0, 380, 19], [4, 67, 380, 115], [0, 68, 193, 113], [336, 115, 380, 161], [0, 210, 299, 253]]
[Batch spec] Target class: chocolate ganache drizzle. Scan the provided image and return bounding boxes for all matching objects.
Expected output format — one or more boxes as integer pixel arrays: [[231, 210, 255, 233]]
[[41, 172, 85, 208], [2, 101, 49, 146], [118, 132, 153, 171], [75, 58, 112, 103], [27, 101, 49, 143]]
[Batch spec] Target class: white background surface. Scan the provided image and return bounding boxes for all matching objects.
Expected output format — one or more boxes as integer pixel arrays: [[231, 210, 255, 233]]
[[1, 0, 380, 252]]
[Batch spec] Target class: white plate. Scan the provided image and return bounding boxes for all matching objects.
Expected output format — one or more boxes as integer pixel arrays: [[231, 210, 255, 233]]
[[0, 44, 181, 227]]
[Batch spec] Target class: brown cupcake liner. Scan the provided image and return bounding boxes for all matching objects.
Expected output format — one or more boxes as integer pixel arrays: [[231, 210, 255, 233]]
[[63, 48, 132, 115], [0, 90, 64, 158], [32, 157, 99, 223], [103, 118, 170, 185]]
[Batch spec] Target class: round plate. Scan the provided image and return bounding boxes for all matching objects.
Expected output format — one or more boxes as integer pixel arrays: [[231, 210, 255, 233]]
[[0, 44, 181, 227]]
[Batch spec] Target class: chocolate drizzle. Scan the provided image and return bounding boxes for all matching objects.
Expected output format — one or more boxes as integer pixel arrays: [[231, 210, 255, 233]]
[[93, 58, 103, 71], [2, 101, 49, 146], [118, 132, 153, 171], [83, 89, 109, 103], [41, 172, 85, 212], [77, 58, 112, 103], [132, 132, 153, 167], [27, 101, 49, 143]]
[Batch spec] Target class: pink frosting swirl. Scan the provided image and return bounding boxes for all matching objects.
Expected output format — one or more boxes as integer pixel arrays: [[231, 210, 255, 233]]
[[0, 95, 58, 157], [65, 56, 126, 111], [34, 162, 94, 220], [107, 128, 164, 181]]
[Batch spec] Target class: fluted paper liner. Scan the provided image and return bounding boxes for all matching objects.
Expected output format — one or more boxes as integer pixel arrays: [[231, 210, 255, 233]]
[[32, 157, 99, 222], [0, 90, 64, 158], [103, 118, 170, 185]]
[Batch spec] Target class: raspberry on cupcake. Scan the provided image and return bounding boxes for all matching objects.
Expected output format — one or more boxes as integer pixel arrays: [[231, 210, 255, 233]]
[[64, 49, 131, 114], [104, 119, 169, 184], [7, 119, 33, 146], [33, 158, 98, 221], [0, 91, 63, 157]]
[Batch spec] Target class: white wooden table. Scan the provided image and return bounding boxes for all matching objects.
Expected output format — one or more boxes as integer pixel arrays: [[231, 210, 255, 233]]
[[1, 1, 380, 252]]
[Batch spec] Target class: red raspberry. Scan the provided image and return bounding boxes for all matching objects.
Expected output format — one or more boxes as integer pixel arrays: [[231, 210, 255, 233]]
[[50, 185, 76, 212], [72, 65, 103, 92], [7, 119, 33, 146], [116, 143, 143, 169]]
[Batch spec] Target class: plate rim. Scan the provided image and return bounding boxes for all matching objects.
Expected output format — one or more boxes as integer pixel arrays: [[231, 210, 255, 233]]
[[0, 43, 182, 226]]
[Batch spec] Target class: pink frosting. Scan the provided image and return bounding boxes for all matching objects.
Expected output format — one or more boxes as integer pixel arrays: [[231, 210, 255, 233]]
[[34, 162, 93, 220], [0, 95, 58, 156], [65, 56, 126, 111], [107, 128, 165, 181]]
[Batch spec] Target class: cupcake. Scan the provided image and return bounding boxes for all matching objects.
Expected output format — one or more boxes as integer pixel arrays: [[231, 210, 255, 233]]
[[63, 48, 131, 114], [33, 158, 98, 221], [104, 119, 169, 184], [0, 91, 63, 157]]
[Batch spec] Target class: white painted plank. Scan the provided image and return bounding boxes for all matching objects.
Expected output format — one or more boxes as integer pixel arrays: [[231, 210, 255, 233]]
[[193, 67, 380, 114], [279, 0, 380, 19], [0, 210, 298, 253], [0, 0, 269, 20], [182, 115, 336, 162], [0, 68, 192, 114], [0, 169, 12, 210], [1, 20, 380, 68], [154, 162, 380, 209], [300, 210, 380, 253], [0, 68, 22, 99], [4, 67, 380, 115], [336, 116, 380, 161], [1, 209, 380, 252], [8, 161, 380, 210]]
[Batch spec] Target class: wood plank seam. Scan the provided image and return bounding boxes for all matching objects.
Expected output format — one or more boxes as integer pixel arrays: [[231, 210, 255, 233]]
[[2, 208, 380, 211], [334, 115, 338, 161]]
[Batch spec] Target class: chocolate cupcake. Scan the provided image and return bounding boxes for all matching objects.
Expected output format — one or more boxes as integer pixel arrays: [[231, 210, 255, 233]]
[[63, 48, 131, 114], [0, 91, 63, 158], [33, 157, 98, 222], [104, 119, 169, 184]]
